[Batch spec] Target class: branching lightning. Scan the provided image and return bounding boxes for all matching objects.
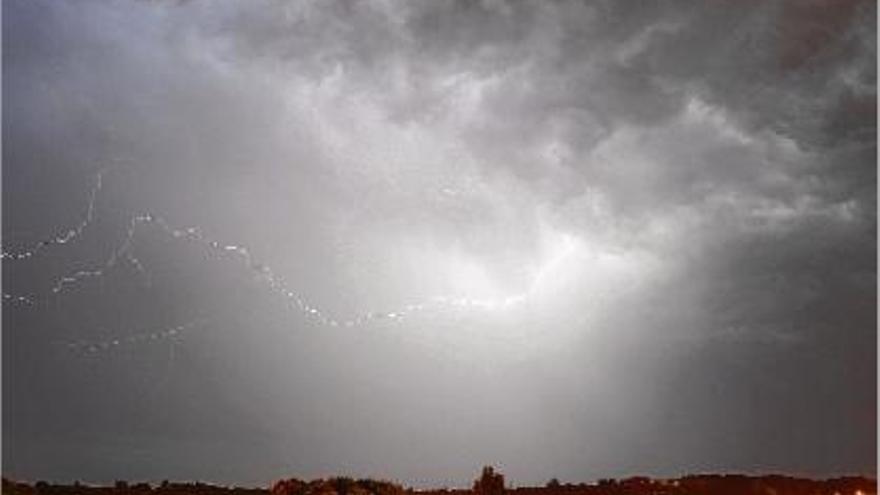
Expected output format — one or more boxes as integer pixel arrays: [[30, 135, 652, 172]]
[[5, 170, 568, 354]]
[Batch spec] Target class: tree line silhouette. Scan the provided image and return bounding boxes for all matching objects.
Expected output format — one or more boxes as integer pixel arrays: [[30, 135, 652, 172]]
[[4, 466, 875, 495]]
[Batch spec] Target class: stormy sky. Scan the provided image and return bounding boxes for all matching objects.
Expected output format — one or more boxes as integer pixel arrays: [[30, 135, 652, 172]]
[[2, 0, 876, 487]]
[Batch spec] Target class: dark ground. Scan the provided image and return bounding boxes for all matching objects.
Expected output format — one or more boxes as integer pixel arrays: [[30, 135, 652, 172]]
[[3, 468, 876, 495]]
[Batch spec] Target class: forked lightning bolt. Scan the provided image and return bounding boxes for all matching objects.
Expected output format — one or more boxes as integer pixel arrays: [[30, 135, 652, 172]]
[[5, 170, 534, 354]]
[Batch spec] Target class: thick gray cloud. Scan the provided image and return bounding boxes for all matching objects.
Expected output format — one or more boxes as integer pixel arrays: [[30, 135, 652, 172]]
[[3, 0, 875, 487]]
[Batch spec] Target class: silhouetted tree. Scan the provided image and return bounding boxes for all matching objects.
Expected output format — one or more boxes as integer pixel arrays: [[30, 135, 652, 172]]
[[474, 467, 505, 495], [270, 479, 305, 495]]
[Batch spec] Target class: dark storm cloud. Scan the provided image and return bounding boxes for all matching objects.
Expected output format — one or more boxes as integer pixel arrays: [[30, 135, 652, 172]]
[[3, 0, 875, 487], [194, 0, 873, 227]]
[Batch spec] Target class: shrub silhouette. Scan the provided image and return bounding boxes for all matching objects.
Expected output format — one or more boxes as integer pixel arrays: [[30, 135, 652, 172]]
[[271, 477, 404, 495]]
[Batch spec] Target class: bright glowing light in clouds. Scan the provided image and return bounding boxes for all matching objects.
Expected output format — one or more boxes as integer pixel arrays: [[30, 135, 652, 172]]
[[391, 226, 590, 359], [429, 228, 580, 312], [529, 232, 578, 297]]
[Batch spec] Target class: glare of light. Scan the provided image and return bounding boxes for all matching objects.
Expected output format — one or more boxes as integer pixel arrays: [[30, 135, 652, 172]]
[[432, 229, 581, 316], [527, 232, 578, 297]]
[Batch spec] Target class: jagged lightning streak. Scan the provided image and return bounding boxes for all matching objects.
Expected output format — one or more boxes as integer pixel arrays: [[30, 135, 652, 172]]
[[45, 212, 156, 296], [55, 317, 212, 356], [7, 198, 530, 325], [2, 170, 104, 261], [3, 293, 34, 306], [6, 170, 565, 355]]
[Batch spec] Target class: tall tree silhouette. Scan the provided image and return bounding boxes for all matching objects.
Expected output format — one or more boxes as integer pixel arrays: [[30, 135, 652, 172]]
[[474, 467, 505, 495]]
